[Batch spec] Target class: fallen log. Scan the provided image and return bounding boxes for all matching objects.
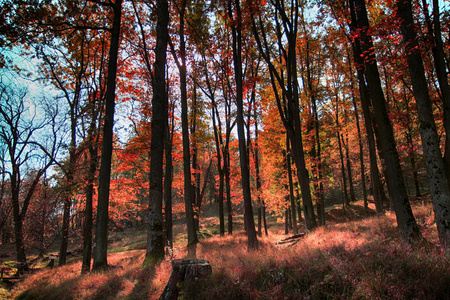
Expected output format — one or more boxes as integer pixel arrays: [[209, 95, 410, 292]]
[[159, 259, 212, 300], [275, 233, 306, 245]]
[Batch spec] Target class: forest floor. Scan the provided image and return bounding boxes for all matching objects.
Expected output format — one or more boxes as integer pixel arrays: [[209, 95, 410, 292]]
[[1, 198, 450, 299]]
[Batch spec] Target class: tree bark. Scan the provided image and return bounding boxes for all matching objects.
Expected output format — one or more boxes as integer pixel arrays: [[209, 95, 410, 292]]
[[176, 0, 198, 258], [160, 259, 212, 300], [424, 0, 450, 184], [164, 103, 174, 250], [335, 96, 349, 207], [343, 135, 356, 203], [253, 105, 264, 236], [352, 0, 424, 245], [211, 102, 225, 236], [229, 0, 258, 250], [225, 147, 233, 235], [92, 0, 122, 271], [347, 6, 385, 213], [286, 135, 298, 234], [397, 0, 450, 247], [144, 0, 168, 266], [350, 81, 369, 211], [82, 135, 98, 273], [191, 85, 201, 233]]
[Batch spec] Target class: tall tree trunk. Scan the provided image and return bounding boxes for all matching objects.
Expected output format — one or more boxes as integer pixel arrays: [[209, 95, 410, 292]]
[[312, 100, 325, 225], [191, 86, 201, 232], [402, 88, 422, 198], [144, 0, 168, 266], [58, 173, 72, 266], [286, 134, 298, 234], [422, 0, 450, 183], [397, 0, 450, 247], [164, 103, 174, 250], [82, 142, 97, 273], [296, 188, 303, 225], [335, 96, 349, 207], [350, 87, 369, 212], [92, 0, 122, 271], [225, 148, 233, 235], [352, 0, 424, 245], [59, 109, 78, 266], [11, 183, 28, 274], [284, 209, 289, 235], [251, 92, 265, 236], [343, 135, 356, 202], [347, 4, 385, 213], [229, 0, 258, 250], [176, 0, 198, 258], [218, 169, 225, 236], [211, 103, 225, 236], [302, 15, 325, 226]]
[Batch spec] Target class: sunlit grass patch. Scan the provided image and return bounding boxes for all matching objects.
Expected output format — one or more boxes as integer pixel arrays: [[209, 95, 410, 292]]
[[187, 203, 450, 299], [10, 249, 170, 300], [6, 201, 450, 299]]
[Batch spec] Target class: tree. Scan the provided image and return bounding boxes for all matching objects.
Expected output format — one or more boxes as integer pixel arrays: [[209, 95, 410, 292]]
[[168, 0, 198, 257], [228, 0, 258, 250], [145, 0, 169, 266], [81, 75, 104, 273], [0, 82, 57, 273], [93, 0, 123, 271], [252, 0, 317, 231], [396, 0, 450, 247], [350, 0, 424, 245], [37, 26, 88, 267], [345, 0, 385, 213]]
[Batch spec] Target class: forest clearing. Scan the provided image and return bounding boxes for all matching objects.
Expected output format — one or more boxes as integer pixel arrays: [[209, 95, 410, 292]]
[[1, 199, 450, 299]]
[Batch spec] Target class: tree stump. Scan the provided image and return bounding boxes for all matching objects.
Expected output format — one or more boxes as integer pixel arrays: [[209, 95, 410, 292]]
[[159, 259, 212, 300]]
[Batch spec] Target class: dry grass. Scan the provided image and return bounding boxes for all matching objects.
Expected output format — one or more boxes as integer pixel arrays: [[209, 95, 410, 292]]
[[2, 199, 450, 299]]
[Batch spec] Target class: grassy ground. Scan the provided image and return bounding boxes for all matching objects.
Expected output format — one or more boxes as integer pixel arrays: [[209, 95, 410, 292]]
[[1, 199, 450, 299]]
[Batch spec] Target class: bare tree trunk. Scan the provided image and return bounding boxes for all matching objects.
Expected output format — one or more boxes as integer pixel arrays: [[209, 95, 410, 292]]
[[12, 185, 28, 274], [335, 96, 349, 207], [350, 87, 369, 212], [144, 0, 168, 266], [286, 135, 298, 234], [225, 148, 233, 235], [178, 0, 198, 257], [343, 135, 356, 203], [397, 0, 450, 247], [254, 105, 263, 236], [211, 103, 225, 236], [82, 136, 98, 273], [82, 164, 94, 272], [92, 0, 122, 271], [164, 103, 174, 250], [229, 0, 258, 250], [351, 0, 424, 245], [348, 23, 385, 213], [422, 0, 450, 184], [191, 86, 201, 232]]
